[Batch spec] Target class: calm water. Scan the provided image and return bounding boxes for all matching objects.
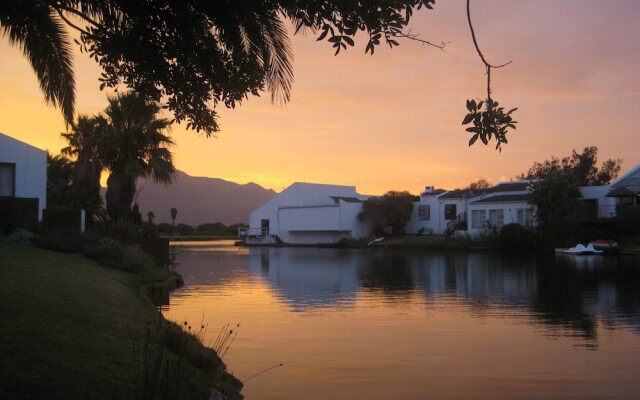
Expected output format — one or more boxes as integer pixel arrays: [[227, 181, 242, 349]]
[[162, 241, 640, 400]]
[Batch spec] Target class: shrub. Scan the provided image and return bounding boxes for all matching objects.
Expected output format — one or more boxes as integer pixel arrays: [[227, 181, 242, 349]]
[[619, 206, 640, 236], [120, 247, 154, 272], [499, 223, 538, 251], [33, 232, 93, 253]]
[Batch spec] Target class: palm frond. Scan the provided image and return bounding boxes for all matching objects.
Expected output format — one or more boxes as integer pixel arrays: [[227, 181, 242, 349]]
[[260, 11, 294, 104], [0, 1, 75, 124]]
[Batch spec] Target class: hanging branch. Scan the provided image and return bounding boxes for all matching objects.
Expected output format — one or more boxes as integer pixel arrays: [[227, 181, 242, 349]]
[[462, 0, 518, 152], [395, 29, 449, 50]]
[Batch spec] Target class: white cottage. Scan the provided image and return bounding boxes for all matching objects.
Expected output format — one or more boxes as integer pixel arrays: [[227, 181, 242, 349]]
[[406, 181, 534, 236], [0, 132, 47, 219], [242, 182, 371, 245]]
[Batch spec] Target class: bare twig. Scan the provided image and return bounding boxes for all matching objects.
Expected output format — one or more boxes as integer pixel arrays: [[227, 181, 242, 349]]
[[243, 363, 284, 383], [394, 29, 449, 50], [466, 0, 512, 101]]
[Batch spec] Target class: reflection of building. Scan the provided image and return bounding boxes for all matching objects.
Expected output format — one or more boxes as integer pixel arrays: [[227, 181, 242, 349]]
[[248, 247, 360, 309]]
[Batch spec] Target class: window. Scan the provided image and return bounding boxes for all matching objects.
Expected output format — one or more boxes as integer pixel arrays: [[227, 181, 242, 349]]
[[260, 219, 270, 235], [418, 205, 430, 221], [0, 163, 16, 197], [471, 210, 486, 228], [488, 209, 504, 228], [517, 208, 534, 227], [444, 204, 457, 220]]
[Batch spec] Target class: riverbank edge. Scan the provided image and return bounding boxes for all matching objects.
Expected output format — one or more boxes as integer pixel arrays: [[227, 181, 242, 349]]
[[236, 235, 640, 255], [0, 241, 244, 400]]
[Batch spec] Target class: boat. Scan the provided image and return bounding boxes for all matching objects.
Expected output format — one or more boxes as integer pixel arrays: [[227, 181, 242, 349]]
[[590, 239, 619, 254], [555, 243, 604, 255]]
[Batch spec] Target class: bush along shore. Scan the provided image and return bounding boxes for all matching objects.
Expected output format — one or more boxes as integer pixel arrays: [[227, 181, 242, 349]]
[[0, 233, 244, 400]]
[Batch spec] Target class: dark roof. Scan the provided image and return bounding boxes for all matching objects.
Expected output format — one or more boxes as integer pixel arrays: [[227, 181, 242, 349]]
[[486, 182, 529, 194], [607, 186, 639, 197], [421, 189, 446, 196], [471, 194, 530, 204], [439, 189, 475, 199], [330, 196, 364, 203]]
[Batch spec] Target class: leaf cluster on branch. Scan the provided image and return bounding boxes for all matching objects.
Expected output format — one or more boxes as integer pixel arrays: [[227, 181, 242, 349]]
[[1, 0, 441, 135]]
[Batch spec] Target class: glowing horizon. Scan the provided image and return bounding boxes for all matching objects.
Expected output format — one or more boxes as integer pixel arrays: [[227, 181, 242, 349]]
[[1, 0, 638, 195]]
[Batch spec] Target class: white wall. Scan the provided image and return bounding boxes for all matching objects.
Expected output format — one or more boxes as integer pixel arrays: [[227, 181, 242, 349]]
[[247, 182, 369, 244], [580, 186, 617, 218], [0, 132, 47, 219], [467, 201, 533, 236], [405, 195, 441, 234]]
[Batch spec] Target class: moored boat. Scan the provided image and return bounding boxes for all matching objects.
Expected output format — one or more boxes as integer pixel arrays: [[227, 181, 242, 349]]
[[555, 243, 604, 255]]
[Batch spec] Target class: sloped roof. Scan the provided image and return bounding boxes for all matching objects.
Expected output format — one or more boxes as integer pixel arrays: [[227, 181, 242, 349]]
[[471, 194, 531, 204], [607, 186, 639, 197], [330, 196, 364, 203], [439, 189, 476, 199], [607, 164, 640, 197], [486, 182, 529, 193], [421, 189, 447, 196]]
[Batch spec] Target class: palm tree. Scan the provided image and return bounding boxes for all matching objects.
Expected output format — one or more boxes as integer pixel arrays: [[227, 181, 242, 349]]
[[0, 1, 75, 124], [100, 92, 175, 221], [46, 153, 74, 208], [170, 207, 177, 226], [61, 115, 105, 218]]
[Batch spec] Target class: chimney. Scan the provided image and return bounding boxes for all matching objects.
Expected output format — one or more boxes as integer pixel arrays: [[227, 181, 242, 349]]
[[424, 185, 435, 193]]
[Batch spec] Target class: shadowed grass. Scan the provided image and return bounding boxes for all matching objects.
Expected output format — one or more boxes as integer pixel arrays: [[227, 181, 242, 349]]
[[0, 242, 241, 400]]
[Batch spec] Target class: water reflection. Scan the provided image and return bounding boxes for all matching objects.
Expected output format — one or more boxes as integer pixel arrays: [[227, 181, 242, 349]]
[[169, 243, 640, 344], [164, 242, 640, 400]]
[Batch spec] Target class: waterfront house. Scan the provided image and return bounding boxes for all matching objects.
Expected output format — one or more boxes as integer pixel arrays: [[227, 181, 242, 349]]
[[0, 132, 47, 221], [406, 181, 534, 236], [606, 164, 640, 207], [242, 164, 640, 245], [242, 182, 371, 245]]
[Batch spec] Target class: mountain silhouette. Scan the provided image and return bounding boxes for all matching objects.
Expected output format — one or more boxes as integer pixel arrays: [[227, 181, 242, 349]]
[[127, 170, 276, 225]]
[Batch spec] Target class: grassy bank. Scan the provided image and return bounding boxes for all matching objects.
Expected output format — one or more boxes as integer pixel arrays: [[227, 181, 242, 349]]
[[0, 242, 242, 400]]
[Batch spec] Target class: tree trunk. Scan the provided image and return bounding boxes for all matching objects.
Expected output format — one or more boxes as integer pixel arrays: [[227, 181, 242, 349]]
[[106, 171, 136, 221], [73, 154, 102, 222]]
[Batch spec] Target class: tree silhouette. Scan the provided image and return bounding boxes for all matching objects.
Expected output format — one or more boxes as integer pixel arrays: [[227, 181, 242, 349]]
[[170, 208, 178, 227], [147, 211, 155, 224], [1, 1, 442, 135], [99, 92, 175, 221], [61, 115, 104, 220]]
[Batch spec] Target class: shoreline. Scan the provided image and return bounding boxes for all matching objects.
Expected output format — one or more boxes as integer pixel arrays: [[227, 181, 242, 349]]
[[0, 241, 244, 400]]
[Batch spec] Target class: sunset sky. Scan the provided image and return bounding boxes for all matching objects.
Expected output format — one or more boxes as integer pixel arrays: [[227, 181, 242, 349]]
[[1, 0, 639, 194]]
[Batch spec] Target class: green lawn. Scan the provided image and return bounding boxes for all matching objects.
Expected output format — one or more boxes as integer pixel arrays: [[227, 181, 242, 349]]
[[0, 242, 240, 400]]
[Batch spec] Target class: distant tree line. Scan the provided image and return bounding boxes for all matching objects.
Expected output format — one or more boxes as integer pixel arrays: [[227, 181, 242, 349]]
[[155, 222, 247, 237]]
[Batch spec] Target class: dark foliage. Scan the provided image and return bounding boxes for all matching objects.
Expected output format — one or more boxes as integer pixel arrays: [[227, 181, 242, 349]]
[[499, 223, 537, 251], [619, 206, 640, 237], [2, 0, 437, 134], [521, 147, 623, 247], [463, 99, 517, 152], [519, 146, 622, 186], [359, 191, 415, 236]]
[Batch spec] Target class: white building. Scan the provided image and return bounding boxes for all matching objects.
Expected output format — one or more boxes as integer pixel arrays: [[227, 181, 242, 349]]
[[243, 164, 640, 245], [0, 132, 47, 219], [606, 164, 640, 207], [242, 182, 371, 245], [407, 181, 534, 236]]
